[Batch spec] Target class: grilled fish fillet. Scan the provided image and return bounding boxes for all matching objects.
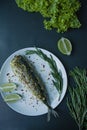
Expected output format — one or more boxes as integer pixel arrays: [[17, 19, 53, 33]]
[[10, 55, 58, 121]]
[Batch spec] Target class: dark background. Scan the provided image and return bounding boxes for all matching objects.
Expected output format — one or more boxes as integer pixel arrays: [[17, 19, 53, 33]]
[[0, 0, 87, 130]]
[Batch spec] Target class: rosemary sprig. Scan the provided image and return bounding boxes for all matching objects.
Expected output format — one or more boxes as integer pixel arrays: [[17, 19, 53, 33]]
[[26, 48, 63, 97], [67, 67, 87, 130]]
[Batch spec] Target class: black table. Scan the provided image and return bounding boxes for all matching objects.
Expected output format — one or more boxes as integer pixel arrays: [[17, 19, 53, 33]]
[[0, 0, 87, 130]]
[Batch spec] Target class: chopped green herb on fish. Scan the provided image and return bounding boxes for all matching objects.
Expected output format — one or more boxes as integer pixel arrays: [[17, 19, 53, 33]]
[[26, 48, 63, 99], [10, 55, 58, 121]]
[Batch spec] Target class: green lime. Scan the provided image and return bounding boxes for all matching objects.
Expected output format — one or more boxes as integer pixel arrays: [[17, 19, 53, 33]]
[[0, 83, 17, 92], [3, 93, 21, 102], [57, 37, 72, 55]]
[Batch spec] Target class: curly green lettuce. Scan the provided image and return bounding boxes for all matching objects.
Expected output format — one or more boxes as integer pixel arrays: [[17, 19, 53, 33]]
[[15, 0, 81, 33]]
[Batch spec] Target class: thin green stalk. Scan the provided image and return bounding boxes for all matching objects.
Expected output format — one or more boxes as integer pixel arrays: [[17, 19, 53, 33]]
[[25, 47, 63, 98]]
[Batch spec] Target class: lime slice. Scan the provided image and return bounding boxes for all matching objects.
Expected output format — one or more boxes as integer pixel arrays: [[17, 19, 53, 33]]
[[57, 37, 72, 55], [4, 93, 21, 102], [0, 83, 17, 92]]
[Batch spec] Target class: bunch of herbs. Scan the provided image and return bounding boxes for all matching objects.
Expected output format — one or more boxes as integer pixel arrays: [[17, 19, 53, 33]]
[[67, 67, 87, 130]]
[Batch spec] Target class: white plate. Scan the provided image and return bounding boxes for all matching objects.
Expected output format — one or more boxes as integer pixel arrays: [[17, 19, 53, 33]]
[[0, 48, 67, 116]]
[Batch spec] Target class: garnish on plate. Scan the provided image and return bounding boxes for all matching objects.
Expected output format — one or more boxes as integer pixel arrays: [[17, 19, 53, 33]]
[[0, 82, 21, 103], [26, 47, 63, 98], [67, 67, 87, 130], [0, 82, 17, 92], [4, 93, 21, 102]]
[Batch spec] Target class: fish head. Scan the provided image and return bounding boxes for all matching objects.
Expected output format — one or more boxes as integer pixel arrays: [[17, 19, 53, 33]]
[[10, 55, 27, 76]]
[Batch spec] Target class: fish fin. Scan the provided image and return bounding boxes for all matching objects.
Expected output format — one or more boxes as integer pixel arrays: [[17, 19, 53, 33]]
[[51, 109, 59, 118], [47, 108, 59, 122]]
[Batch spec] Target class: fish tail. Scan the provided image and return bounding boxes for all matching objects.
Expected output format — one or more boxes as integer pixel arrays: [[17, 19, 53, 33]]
[[47, 108, 59, 122]]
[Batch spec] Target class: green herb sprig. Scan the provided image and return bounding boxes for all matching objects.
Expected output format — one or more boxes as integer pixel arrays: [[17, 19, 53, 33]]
[[26, 48, 63, 98], [67, 67, 87, 130]]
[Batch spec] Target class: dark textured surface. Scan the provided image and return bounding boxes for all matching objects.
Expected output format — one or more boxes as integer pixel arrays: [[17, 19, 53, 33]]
[[0, 0, 87, 130]]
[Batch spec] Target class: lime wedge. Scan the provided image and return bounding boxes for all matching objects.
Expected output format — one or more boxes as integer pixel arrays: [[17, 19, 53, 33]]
[[0, 83, 17, 92], [4, 93, 21, 102], [57, 37, 72, 55]]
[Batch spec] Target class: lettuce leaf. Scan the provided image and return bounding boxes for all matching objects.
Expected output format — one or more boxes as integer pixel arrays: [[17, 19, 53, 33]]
[[15, 0, 81, 33]]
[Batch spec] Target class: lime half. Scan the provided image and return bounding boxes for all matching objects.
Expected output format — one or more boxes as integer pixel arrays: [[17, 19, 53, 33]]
[[4, 93, 21, 102], [0, 83, 17, 92], [57, 37, 72, 55]]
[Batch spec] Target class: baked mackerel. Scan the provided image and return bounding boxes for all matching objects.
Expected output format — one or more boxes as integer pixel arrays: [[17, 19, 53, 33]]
[[10, 55, 58, 121]]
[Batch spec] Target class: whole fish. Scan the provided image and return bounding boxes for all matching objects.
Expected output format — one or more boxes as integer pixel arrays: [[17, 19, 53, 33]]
[[10, 55, 58, 121]]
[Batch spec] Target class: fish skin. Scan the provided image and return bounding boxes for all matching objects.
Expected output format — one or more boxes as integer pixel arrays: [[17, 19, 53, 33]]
[[10, 55, 58, 121]]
